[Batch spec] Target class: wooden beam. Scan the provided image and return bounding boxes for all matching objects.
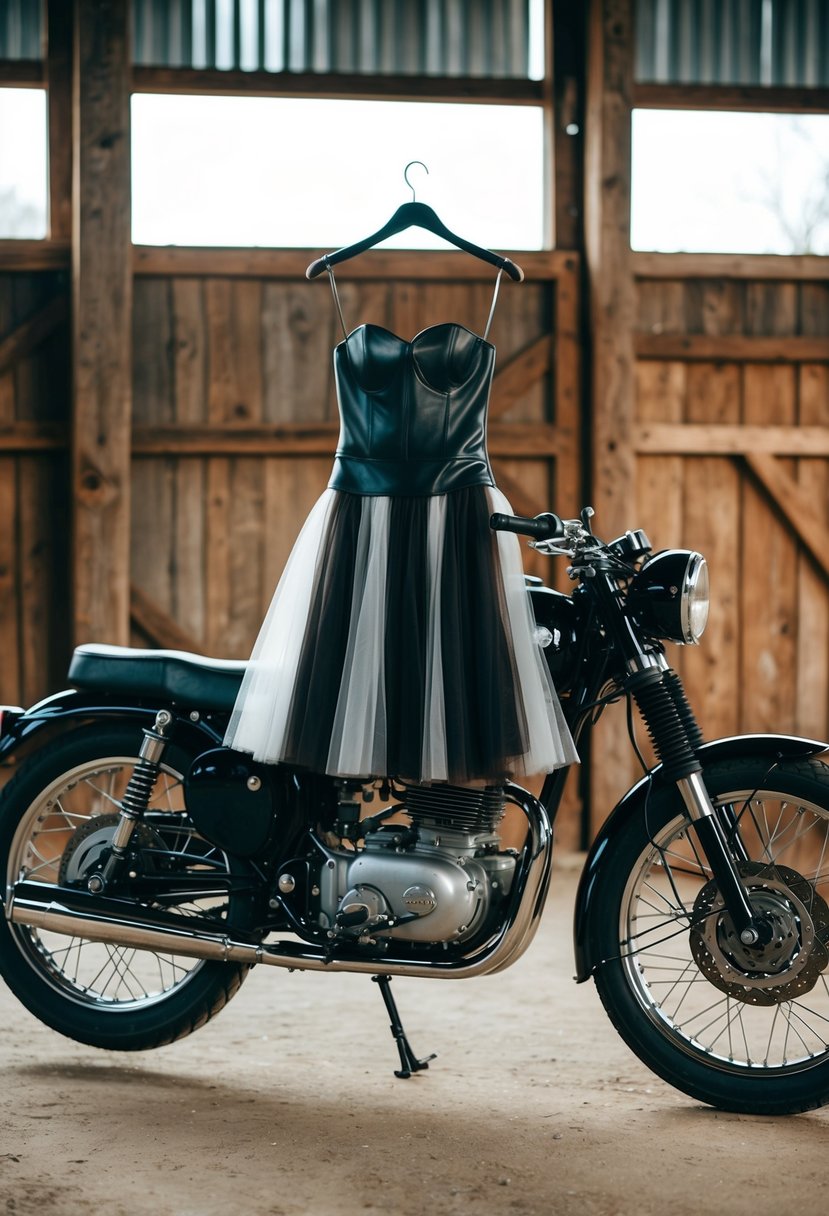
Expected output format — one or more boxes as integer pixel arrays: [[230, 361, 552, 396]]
[[47, 0, 73, 244], [585, 0, 637, 832], [0, 240, 70, 270], [743, 454, 829, 585], [128, 421, 571, 458], [633, 252, 829, 281], [72, 0, 132, 647], [552, 0, 586, 251], [635, 423, 829, 457], [0, 422, 67, 452], [130, 585, 203, 653], [586, 0, 635, 540], [0, 295, 68, 375], [635, 334, 829, 363], [132, 246, 578, 282], [131, 65, 543, 105], [489, 336, 552, 419], [633, 82, 829, 113], [0, 60, 45, 85]]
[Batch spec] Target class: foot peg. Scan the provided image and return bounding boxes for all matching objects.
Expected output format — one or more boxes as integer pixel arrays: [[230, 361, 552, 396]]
[[372, 974, 436, 1079]]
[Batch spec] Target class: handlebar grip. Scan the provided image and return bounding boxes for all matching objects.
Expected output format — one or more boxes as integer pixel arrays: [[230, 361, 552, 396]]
[[489, 511, 564, 540]]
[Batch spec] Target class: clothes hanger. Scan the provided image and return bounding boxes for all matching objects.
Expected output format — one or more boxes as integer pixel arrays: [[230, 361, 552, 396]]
[[305, 162, 524, 282]]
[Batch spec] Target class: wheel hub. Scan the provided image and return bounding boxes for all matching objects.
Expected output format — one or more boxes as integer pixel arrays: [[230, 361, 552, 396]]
[[690, 861, 829, 1006], [58, 814, 161, 886]]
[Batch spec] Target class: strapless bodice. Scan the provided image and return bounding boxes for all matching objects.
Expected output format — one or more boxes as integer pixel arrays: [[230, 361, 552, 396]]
[[328, 322, 496, 496]]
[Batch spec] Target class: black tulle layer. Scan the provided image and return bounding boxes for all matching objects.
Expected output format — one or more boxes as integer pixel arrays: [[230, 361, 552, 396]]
[[281, 486, 528, 783]]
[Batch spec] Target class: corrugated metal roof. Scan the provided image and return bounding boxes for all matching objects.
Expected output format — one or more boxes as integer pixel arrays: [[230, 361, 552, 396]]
[[132, 0, 532, 77], [636, 0, 829, 86], [0, 0, 43, 60]]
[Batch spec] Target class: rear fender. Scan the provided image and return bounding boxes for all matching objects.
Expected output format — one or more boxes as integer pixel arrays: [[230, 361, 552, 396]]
[[573, 733, 828, 982], [0, 689, 225, 764]]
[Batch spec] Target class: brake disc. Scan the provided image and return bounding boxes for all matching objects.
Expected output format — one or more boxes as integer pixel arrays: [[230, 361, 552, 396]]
[[690, 861, 829, 1006]]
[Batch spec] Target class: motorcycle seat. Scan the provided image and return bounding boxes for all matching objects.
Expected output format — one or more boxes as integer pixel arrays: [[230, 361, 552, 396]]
[[68, 644, 245, 712]]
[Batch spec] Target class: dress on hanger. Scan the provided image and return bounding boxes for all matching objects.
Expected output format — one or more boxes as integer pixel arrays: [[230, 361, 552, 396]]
[[224, 270, 578, 784]]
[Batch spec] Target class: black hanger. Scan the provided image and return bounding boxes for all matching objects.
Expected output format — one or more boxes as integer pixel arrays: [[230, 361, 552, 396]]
[[305, 162, 524, 283]]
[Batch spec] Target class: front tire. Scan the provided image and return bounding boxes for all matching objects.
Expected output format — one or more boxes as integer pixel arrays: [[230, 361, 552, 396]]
[[0, 721, 258, 1051], [593, 755, 829, 1114]]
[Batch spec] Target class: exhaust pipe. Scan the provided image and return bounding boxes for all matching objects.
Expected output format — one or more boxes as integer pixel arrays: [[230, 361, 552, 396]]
[[7, 790, 553, 980]]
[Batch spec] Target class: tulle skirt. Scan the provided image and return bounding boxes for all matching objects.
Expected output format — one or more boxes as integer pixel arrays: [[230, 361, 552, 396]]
[[224, 484, 578, 784]]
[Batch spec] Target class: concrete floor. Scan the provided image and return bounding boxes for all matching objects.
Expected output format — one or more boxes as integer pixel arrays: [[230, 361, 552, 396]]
[[1, 858, 827, 1216]]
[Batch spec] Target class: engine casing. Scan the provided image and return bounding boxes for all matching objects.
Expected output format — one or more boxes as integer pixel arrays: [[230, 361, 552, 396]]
[[317, 825, 516, 944]]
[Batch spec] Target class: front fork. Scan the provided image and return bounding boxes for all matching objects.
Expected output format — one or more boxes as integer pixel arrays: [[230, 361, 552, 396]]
[[595, 574, 761, 944], [87, 709, 173, 893]]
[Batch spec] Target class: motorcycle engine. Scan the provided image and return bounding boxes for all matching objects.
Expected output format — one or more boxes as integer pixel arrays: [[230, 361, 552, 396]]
[[295, 784, 518, 947]]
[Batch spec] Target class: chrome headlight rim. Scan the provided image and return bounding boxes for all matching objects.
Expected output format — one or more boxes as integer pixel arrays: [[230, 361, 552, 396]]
[[629, 549, 710, 646], [679, 552, 709, 645]]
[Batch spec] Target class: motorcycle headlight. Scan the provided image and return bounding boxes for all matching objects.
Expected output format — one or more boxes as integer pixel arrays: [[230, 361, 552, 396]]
[[628, 550, 709, 645]]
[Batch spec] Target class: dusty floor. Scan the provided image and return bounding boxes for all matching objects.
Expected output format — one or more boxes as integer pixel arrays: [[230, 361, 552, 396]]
[[1, 858, 828, 1216]]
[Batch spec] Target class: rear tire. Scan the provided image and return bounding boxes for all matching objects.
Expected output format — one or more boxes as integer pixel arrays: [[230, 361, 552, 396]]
[[0, 721, 258, 1051], [593, 756, 829, 1114]]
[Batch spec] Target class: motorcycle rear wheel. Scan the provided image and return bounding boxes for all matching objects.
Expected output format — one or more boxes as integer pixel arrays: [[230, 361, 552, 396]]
[[594, 755, 829, 1114], [0, 721, 258, 1051]]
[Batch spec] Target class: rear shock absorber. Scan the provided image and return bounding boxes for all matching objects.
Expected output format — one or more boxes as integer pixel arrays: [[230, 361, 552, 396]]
[[88, 709, 173, 893]]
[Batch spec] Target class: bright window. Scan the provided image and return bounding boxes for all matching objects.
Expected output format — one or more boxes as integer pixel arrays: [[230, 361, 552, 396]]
[[632, 109, 829, 255], [0, 89, 48, 239], [131, 94, 545, 249]]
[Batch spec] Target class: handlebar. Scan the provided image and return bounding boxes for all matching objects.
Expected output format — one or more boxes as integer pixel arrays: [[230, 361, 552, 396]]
[[490, 512, 564, 541]]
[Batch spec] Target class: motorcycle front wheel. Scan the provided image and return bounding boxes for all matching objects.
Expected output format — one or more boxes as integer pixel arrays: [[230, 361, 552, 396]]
[[593, 754, 829, 1114], [0, 721, 259, 1051]]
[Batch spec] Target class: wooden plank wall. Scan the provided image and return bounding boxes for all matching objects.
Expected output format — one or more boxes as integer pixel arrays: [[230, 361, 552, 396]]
[[0, 272, 71, 707], [589, 268, 829, 834]]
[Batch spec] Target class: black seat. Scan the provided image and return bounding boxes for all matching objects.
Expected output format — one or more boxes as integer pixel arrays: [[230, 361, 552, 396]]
[[68, 644, 246, 712]]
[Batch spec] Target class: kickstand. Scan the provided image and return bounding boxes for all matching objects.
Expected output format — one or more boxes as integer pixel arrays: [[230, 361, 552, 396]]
[[372, 974, 436, 1079]]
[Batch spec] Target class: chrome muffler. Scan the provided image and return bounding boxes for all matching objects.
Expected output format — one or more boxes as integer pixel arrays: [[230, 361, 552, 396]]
[[7, 788, 553, 979]]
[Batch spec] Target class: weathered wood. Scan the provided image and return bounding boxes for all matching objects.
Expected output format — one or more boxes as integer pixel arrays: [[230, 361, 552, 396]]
[[0, 241, 70, 270], [129, 585, 203, 653], [634, 422, 829, 456], [47, 0, 73, 243], [71, 0, 132, 647], [796, 364, 829, 737], [131, 65, 543, 104], [0, 422, 66, 451], [133, 247, 579, 282], [129, 422, 572, 457], [0, 458, 20, 704], [585, 0, 636, 831], [552, 2, 585, 251], [635, 334, 829, 362], [171, 279, 207, 643], [634, 253, 829, 281], [744, 454, 829, 585], [633, 82, 829, 113], [489, 336, 551, 419], [681, 363, 742, 744], [740, 367, 798, 733], [0, 295, 68, 375], [0, 60, 44, 84]]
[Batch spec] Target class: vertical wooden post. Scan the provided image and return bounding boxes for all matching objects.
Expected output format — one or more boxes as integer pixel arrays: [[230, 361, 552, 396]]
[[47, 0, 73, 244], [552, 0, 586, 251], [584, 0, 637, 832], [71, 0, 132, 646]]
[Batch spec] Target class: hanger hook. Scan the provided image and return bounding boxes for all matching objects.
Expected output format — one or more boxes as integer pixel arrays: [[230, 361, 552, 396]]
[[403, 160, 429, 202]]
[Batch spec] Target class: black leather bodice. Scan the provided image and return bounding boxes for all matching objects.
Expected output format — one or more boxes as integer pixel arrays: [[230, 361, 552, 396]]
[[328, 322, 496, 496]]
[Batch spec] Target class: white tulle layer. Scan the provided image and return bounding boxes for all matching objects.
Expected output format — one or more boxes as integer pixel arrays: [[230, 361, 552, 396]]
[[224, 486, 578, 780]]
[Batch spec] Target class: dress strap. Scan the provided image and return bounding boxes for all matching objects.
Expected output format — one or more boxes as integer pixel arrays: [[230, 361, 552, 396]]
[[482, 267, 504, 343], [325, 261, 350, 342]]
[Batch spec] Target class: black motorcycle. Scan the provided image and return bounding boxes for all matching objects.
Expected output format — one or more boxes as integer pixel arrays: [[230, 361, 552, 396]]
[[1, 506, 827, 1115]]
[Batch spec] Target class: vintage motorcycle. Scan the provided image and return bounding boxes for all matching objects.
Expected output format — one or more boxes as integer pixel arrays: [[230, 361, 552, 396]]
[[1, 506, 828, 1115]]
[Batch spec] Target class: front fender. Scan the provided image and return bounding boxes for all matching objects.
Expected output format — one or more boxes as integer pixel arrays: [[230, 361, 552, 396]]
[[573, 733, 828, 982], [0, 688, 225, 764]]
